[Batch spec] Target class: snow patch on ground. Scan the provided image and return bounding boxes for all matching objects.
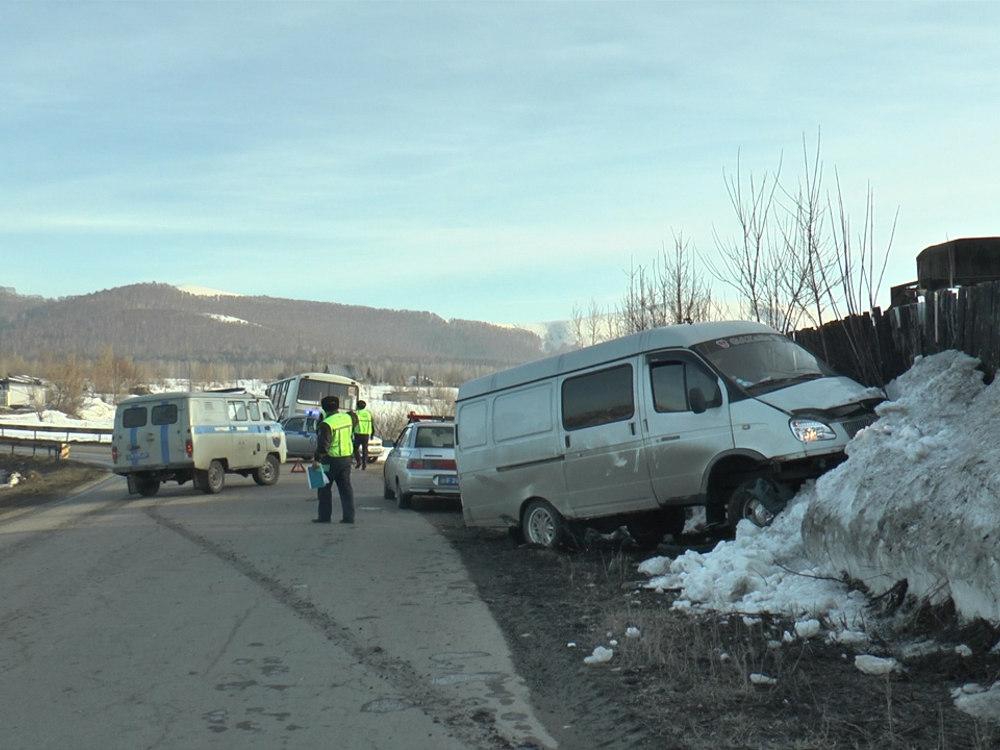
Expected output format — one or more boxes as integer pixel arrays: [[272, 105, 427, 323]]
[[176, 284, 243, 297], [203, 313, 256, 326], [951, 682, 1000, 724]]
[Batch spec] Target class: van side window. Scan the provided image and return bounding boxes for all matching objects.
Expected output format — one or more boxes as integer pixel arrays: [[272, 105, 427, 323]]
[[261, 402, 275, 421], [687, 365, 723, 408], [228, 401, 248, 421], [151, 404, 178, 425], [561, 364, 634, 431], [650, 363, 687, 412], [122, 407, 147, 428], [650, 362, 723, 413], [248, 402, 261, 421], [285, 417, 304, 432]]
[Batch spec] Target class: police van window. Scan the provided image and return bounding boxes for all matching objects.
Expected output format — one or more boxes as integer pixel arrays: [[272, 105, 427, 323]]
[[261, 402, 275, 421], [122, 407, 147, 428], [285, 417, 304, 432], [561, 364, 634, 431], [228, 401, 248, 421], [650, 363, 687, 413], [248, 402, 261, 421], [151, 404, 178, 425]]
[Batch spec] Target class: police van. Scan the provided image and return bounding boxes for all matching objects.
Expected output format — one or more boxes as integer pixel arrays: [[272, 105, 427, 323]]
[[112, 391, 287, 496], [455, 321, 881, 547]]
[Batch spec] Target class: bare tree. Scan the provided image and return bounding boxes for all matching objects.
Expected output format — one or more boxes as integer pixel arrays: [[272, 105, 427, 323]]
[[615, 238, 719, 336]]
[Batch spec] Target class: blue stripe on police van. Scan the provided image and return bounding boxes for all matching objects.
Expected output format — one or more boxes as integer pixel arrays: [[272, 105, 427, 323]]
[[129, 426, 139, 466], [160, 400, 170, 465], [192, 424, 272, 434]]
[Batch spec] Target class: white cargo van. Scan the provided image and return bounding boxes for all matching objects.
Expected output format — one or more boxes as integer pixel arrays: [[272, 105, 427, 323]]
[[112, 391, 287, 496], [455, 321, 881, 547]]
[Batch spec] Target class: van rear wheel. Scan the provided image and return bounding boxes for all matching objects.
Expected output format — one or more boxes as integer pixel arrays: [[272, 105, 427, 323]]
[[253, 454, 280, 486], [196, 460, 226, 495], [135, 474, 160, 497], [522, 499, 566, 549]]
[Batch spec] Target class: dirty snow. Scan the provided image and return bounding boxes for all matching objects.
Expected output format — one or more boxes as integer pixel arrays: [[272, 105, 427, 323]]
[[641, 350, 1000, 629], [583, 646, 614, 665], [749, 673, 777, 686], [952, 682, 1000, 724], [855, 655, 902, 676]]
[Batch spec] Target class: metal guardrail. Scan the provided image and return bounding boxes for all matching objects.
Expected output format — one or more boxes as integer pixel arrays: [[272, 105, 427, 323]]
[[0, 423, 113, 445]]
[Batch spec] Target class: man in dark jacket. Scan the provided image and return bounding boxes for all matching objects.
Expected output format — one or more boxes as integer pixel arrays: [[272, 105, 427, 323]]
[[311, 395, 355, 524]]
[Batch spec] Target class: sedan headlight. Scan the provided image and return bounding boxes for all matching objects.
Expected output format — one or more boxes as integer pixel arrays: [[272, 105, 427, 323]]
[[789, 418, 837, 442]]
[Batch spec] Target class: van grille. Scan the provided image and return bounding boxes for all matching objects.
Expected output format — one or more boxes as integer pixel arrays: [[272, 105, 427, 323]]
[[842, 415, 877, 438]]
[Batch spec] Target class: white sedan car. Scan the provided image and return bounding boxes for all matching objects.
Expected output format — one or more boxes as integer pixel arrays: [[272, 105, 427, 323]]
[[383, 420, 458, 509]]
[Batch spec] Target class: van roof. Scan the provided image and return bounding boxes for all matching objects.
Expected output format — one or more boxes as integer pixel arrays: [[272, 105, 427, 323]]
[[457, 320, 776, 402]]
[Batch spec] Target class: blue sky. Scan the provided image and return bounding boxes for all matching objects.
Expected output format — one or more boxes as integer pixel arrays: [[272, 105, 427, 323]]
[[2, 1, 999, 323]]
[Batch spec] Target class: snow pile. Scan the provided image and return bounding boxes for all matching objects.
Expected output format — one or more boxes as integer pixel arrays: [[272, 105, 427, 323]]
[[951, 682, 1000, 724], [640, 493, 869, 625], [77, 396, 115, 422], [854, 655, 902, 676], [641, 350, 1000, 628], [0, 471, 23, 489], [802, 350, 1000, 623], [583, 646, 614, 665]]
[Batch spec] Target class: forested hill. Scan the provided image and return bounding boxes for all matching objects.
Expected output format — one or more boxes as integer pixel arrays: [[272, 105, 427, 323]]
[[0, 284, 543, 369]]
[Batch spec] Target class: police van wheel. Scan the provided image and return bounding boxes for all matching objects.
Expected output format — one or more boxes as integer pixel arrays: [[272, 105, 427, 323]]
[[522, 499, 565, 548], [383, 479, 395, 500], [253, 455, 280, 486], [396, 480, 411, 510], [135, 474, 160, 497], [197, 460, 226, 495]]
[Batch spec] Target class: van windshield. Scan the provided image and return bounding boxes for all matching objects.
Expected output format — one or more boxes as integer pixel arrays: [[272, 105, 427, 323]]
[[692, 333, 834, 394]]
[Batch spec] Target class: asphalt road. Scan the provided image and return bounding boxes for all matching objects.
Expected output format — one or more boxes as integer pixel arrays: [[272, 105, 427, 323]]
[[0, 466, 555, 749]]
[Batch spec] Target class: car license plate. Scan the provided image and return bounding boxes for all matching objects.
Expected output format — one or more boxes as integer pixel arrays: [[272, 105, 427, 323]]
[[436, 475, 459, 487]]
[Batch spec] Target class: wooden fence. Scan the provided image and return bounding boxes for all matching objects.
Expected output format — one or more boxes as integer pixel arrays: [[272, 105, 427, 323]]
[[792, 280, 1000, 387]]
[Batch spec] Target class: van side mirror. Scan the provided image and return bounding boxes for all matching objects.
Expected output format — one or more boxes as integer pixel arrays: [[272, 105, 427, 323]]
[[688, 387, 707, 414]]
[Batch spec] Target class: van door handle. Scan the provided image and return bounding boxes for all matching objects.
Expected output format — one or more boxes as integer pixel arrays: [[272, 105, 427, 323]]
[[629, 422, 636, 435], [564, 435, 571, 448], [660, 435, 680, 443]]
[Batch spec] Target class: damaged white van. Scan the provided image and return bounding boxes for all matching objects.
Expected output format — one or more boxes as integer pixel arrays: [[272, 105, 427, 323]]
[[455, 321, 881, 547], [112, 391, 287, 496]]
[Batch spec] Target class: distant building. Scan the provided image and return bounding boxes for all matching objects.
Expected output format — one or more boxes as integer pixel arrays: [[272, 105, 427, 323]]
[[890, 237, 1000, 307], [0, 375, 47, 408]]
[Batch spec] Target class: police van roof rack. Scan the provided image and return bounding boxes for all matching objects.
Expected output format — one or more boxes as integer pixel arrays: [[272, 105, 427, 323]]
[[406, 412, 455, 423]]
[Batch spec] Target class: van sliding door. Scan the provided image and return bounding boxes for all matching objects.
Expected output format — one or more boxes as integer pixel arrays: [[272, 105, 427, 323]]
[[640, 354, 734, 505], [559, 361, 655, 517]]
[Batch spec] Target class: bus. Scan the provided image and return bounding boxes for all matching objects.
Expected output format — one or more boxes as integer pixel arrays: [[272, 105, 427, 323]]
[[265, 373, 360, 421]]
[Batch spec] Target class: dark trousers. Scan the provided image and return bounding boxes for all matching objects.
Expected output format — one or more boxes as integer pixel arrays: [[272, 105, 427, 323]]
[[317, 457, 354, 522], [353, 434, 370, 469]]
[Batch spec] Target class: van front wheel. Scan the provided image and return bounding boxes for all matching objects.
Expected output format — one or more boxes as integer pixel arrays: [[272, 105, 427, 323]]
[[522, 500, 566, 548], [727, 478, 785, 531], [253, 454, 280, 486]]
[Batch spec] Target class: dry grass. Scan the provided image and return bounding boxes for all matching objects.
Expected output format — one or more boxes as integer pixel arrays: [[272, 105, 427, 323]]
[[0, 455, 105, 508]]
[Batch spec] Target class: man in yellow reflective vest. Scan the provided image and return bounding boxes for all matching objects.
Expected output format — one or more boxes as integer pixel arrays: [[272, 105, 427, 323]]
[[353, 399, 374, 470], [311, 396, 355, 524]]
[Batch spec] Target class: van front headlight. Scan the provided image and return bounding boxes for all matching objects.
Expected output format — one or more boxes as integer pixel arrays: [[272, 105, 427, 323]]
[[789, 418, 836, 442]]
